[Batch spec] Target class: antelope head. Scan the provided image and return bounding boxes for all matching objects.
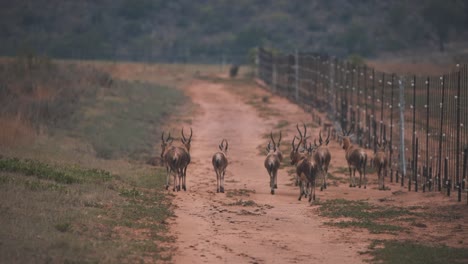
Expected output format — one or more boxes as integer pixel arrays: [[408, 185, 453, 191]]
[[270, 131, 282, 150], [160, 132, 173, 158], [290, 136, 303, 165], [296, 123, 309, 150], [307, 142, 317, 156], [375, 139, 387, 152], [341, 127, 353, 150], [181, 127, 193, 152], [219, 139, 228, 153], [266, 140, 276, 154], [318, 129, 331, 146]]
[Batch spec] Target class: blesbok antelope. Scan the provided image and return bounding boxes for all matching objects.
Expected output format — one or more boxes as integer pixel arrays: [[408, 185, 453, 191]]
[[179, 127, 193, 191], [264, 131, 282, 194], [313, 130, 332, 191], [294, 142, 319, 203], [290, 124, 308, 186], [341, 127, 368, 188], [373, 140, 388, 190], [270, 131, 283, 166], [163, 144, 185, 192], [212, 139, 228, 193]]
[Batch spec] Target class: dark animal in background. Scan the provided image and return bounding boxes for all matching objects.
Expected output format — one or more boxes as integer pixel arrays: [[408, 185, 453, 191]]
[[229, 64, 239, 78]]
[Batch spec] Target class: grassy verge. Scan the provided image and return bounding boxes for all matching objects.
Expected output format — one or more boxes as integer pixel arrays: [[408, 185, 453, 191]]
[[0, 59, 197, 262], [367, 240, 468, 264], [0, 157, 173, 263], [317, 199, 415, 234]]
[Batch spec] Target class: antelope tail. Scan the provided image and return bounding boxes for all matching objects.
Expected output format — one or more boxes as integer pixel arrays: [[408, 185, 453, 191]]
[[361, 154, 367, 169]]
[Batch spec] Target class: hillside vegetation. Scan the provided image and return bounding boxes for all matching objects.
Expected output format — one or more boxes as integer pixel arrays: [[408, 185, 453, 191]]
[[1, 0, 467, 62]]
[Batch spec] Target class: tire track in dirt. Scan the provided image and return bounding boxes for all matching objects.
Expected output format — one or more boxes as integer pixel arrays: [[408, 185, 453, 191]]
[[170, 80, 366, 263]]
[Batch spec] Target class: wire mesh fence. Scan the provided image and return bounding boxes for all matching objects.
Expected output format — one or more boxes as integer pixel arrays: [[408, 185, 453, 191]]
[[257, 47, 468, 202]]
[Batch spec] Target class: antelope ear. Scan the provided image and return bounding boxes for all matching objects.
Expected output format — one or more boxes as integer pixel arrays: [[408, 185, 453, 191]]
[[219, 144, 223, 151]]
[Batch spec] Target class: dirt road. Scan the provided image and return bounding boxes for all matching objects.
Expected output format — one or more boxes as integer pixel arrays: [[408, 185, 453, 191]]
[[169, 79, 368, 263]]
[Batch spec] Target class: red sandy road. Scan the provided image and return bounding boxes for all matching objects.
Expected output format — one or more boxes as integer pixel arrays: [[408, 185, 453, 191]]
[[168, 80, 367, 264]]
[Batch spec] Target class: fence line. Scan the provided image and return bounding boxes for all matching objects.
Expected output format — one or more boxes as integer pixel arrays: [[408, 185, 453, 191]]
[[257, 47, 468, 202]]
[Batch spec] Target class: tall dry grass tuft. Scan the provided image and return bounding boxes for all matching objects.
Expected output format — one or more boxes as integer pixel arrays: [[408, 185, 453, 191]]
[[0, 53, 112, 135]]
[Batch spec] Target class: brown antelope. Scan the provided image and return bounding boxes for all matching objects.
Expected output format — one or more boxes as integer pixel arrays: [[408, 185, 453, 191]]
[[290, 124, 308, 186], [313, 130, 332, 191], [293, 140, 319, 203], [373, 140, 388, 190], [264, 131, 282, 194], [212, 139, 228, 193], [163, 144, 185, 192], [180, 127, 193, 191], [341, 127, 368, 188]]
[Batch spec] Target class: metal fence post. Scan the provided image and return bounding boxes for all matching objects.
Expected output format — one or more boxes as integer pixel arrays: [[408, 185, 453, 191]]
[[399, 77, 406, 186], [456, 68, 461, 200], [390, 74, 395, 182], [437, 76, 445, 192]]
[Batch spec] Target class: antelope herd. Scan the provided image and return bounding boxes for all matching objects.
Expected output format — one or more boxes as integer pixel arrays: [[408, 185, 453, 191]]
[[160, 123, 389, 202]]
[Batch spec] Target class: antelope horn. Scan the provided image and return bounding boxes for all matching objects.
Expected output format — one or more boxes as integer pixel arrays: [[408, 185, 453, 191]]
[[296, 136, 303, 152], [270, 132, 276, 149], [303, 123, 307, 139], [296, 124, 303, 140], [266, 141, 272, 152], [277, 131, 282, 147], [319, 130, 323, 144], [325, 129, 331, 145], [181, 128, 187, 142]]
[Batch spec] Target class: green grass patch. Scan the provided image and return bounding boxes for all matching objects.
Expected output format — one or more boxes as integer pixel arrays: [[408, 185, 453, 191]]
[[317, 199, 417, 234], [0, 159, 173, 263], [368, 240, 468, 264], [325, 220, 404, 234], [226, 188, 256, 198], [0, 157, 113, 184], [275, 120, 290, 129], [75, 80, 185, 160]]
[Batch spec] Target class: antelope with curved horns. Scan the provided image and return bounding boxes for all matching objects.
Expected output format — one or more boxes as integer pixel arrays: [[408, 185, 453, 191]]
[[297, 123, 310, 150], [212, 139, 228, 193], [341, 127, 368, 188], [179, 127, 193, 191], [290, 124, 308, 186], [313, 129, 332, 191], [264, 131, 282, 194], [270, 131, 283, 163], [161, 132, 175, 190], [162, 135, 186, 192], [296, 143, 319, 203], [373, 140, 388, 190]]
